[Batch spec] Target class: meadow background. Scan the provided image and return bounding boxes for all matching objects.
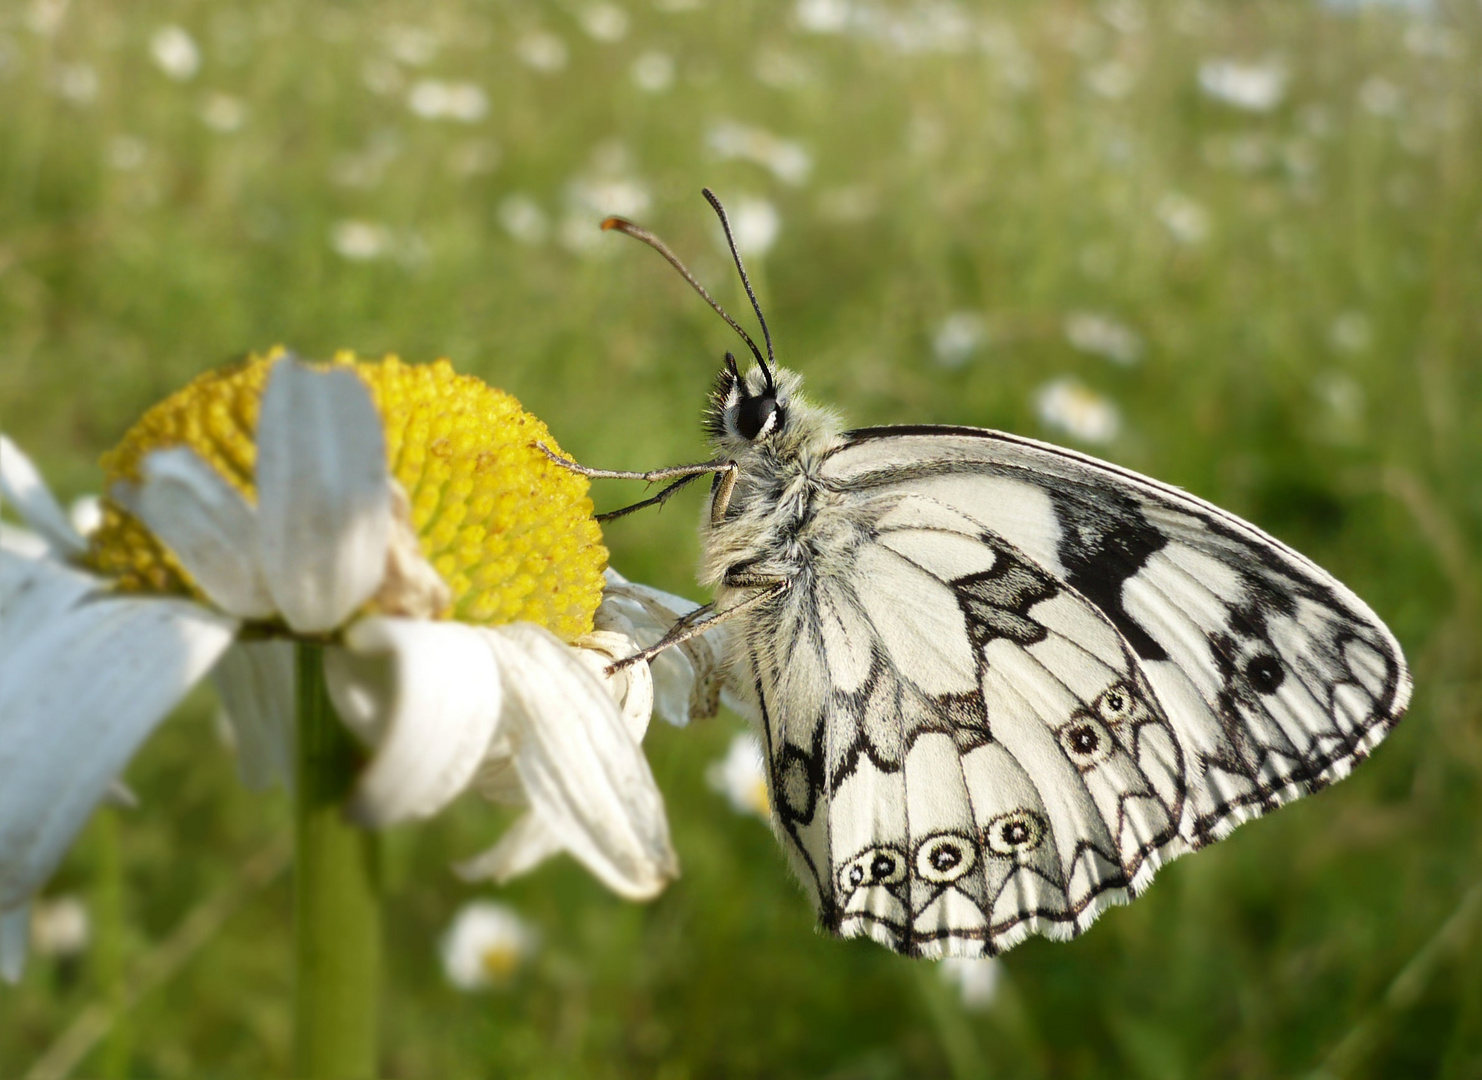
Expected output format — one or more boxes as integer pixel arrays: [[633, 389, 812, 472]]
[[2, 0, 1481, 1076]]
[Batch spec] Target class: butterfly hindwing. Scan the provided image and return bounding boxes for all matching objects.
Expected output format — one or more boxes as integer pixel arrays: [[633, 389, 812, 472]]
[[731, 425, 1407, 957], [740, 485, 1194, 956]]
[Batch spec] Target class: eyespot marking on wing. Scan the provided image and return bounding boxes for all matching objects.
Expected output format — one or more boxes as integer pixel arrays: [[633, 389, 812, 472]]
[[984, 810, 1048, 856], [916, 832, 980, 883]]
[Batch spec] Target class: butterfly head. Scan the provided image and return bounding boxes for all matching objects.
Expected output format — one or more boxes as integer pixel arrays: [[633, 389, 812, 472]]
[[708, 354, 788, 443]]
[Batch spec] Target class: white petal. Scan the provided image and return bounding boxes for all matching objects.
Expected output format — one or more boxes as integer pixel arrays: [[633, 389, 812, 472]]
[[0, 436, 85, 556], [111, 447, 275, 619], [211, 639, 295, 789], [327, 618, 504, 827], [452, 812, 563, 885], [597, 567, 730, 727], [0, 903, 27, 984], [256, 360, 391, 633], [0, 550, 98, 658], [572, 630, 655, 741], [0, 523, 50, 559], [0, 555, 236, 908], [489, 624, 677, 900]]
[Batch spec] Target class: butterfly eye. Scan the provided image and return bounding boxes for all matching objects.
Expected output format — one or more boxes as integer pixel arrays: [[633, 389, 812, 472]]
[[1244, 654, 1285, 694], [985, 810, 1047, 856], [1059, 716, 1115, 769], [916, 834, 978, 883], [735, 393, 781, 440]]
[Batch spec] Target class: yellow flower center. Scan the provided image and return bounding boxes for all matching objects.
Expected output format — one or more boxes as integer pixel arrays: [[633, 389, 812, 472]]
[[88, 349, 607, 640]]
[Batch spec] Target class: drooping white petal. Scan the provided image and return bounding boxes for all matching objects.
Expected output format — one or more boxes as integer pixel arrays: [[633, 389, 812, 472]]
[[211, 640, 295, 789], [597, 568, 729, 728], [0, 903, 27, 984], [0, 436, 86, 557], [0, 553, 236, 909], [255, 361, 391, 634], [111, 447, 275, 619], [571, 629, 655, 741], [453, 812, 564, 885], [326, 617, 505, 827], [488, 623, 677, 901]]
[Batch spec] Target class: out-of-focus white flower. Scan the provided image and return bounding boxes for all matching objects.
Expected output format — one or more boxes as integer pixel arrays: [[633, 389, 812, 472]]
[[1064, 312, 1143, 366], [383, 25, 439, 67], [1358, 77, 1403, 118], [706, 122, 812, 186], [727, 197, 781, 258], [939, 957, 1004, 1011], [200, 93, 247, 133], [330, 134, 402, 190], [1085, 61, 1134, 100], [754, 48, 813, 90], [27, 0, 70, 38], [1035, 376, 1121, 444], [706, 733, 770, 820], [498, 195, 550, 246], [53, 63, 97, 105], [105, 136, 146, 171], [796, 0, 851, 33], [1197, 59, 1285, 112], [330, 220, 393, 261], [440, 901, 537, 990], [407, 80, 488, 123], [30, 895, 88, 959], [1313, 370, 1365, 429], [932, 312, 989, 369], [1155, 192, 1210, 246], [150, 25, 201, 81], [517, 30, 568, 73], [631, 51, 674, 93], [561, 172, 653, 255], [447, 140, 500, 180], [1328, 311, 1373, 354], [362, 57, 404, 96], [580, 3, 629, 42]]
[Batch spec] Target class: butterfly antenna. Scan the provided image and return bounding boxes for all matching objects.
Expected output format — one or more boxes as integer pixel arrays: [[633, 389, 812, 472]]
[[601, 215, 770, 375], [702, 187, 776, 392]]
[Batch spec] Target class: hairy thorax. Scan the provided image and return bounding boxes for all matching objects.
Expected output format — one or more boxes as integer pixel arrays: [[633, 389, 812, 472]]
[[698, 397, 865, 600]]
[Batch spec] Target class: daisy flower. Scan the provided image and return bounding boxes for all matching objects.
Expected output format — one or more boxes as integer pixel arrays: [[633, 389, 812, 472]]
[[0, 350, 698, 980]]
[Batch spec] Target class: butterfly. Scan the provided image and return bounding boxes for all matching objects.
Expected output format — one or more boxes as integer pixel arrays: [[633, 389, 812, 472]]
[[557, 190, 1412, 959]]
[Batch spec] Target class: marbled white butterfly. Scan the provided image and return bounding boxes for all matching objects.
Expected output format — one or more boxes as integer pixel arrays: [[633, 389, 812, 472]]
[[555, 191, 1412, 959]]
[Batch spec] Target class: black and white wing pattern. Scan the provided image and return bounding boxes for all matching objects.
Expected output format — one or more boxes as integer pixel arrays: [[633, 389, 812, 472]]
[[730, 426, 1410, 959]]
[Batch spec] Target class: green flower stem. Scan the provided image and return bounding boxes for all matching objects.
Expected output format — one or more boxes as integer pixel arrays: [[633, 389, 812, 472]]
[[293, 642, 381, 1079], [96, 806, 130, 1079]]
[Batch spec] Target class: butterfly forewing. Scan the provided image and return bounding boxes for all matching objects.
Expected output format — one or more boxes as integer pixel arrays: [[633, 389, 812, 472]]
[[737, 424, 1409, 957]]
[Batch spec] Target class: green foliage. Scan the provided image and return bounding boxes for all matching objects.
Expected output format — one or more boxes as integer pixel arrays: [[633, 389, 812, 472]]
[[3, 0, 1480, 1076]]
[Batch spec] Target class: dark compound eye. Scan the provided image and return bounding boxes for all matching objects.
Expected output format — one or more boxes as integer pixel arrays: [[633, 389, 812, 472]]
[[1244, 654, 1285, 694], [735, 393, 780, 440]]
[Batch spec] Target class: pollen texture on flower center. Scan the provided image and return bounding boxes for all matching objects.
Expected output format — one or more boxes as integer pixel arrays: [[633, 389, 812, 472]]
[[88, 349, 607, 640]]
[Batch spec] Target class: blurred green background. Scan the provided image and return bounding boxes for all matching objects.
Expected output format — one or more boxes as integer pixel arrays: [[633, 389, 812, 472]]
[[2, 0, 1480, 1076]]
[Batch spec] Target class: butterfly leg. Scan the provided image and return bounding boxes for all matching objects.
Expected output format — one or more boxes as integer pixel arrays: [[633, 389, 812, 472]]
[[607, 578, 790, 674], [596, 471, 710, 523], [537, 442, 729, 483]]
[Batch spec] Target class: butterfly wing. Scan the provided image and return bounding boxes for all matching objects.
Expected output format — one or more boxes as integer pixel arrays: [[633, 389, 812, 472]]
[[733, 425, 1409, 958]]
